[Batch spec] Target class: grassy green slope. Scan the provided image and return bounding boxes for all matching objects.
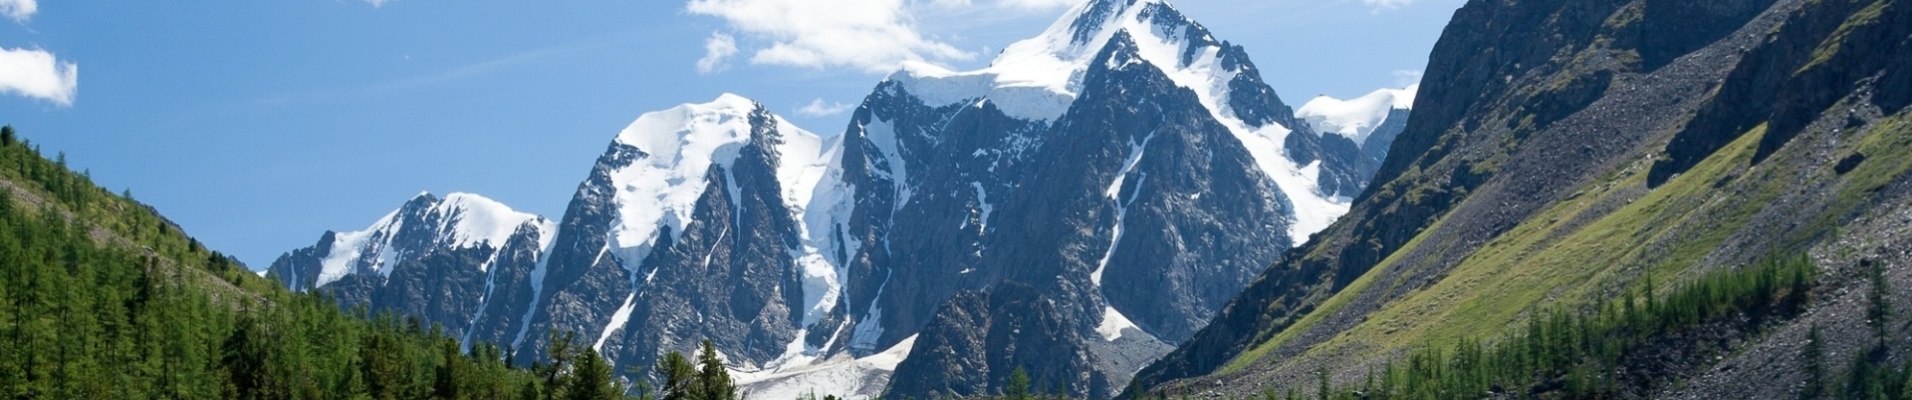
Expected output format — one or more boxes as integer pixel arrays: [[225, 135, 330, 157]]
[[1142, 0, 1912, 397], [1240, 108, 1908, 375]]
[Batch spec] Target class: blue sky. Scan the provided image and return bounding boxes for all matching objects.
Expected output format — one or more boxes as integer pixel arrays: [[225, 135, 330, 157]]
[[0, 0, 1462, 270]]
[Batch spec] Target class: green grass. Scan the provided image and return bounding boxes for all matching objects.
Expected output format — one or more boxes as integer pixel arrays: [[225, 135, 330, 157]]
[[1224, 102, 1912, 385], [1222, 121, 1795, 376], [1808, 110, 1912, 241], [1801, 0, 1890, 75], [1341, 122, 1780, 358], [1217, 213, 1457, 374]]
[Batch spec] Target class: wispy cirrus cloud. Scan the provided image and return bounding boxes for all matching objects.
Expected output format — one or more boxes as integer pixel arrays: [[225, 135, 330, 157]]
[[0, 47, 79, 106]]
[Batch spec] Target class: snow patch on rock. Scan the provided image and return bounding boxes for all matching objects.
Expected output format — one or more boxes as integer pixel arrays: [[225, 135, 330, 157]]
[[736, 335, 919, 400], [1096, 306, 1142, 341]]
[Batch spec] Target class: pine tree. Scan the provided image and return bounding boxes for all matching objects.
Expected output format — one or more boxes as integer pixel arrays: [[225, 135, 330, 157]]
[[567, 347, 619, 400], [1, 125, 14, 147], [693, 340, 736, 400], [518, 379, 541, 400], [1867, 260, 1892, 340], [1644, 273, 1658, 320], [1805, 324, 1826, 399], [1789, 257, 1813, 313], [657, 351, 696, 400], [540, 330, 577, 400], [362, 325, 410, 400], [222, 314, 274, 400], [1900, 363, 1912, 400], [626, 364, 657, 400], [1006, 366, 1032, 400], [1315, 366, 1330, 400], [435, 339, 465, 400]]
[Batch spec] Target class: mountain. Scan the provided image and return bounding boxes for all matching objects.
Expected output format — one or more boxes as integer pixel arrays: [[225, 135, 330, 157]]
[[1296, 85, 1416, 168], [517, 93, 846, 387], [270, 0, 1408, 398], [871, 0, 1393, 395], [1132, 0, 1912, 397], [266, 192, 557, 348]]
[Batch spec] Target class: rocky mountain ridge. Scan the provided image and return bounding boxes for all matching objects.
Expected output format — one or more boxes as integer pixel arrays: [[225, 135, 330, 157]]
[[269, 0, 1416, 398]]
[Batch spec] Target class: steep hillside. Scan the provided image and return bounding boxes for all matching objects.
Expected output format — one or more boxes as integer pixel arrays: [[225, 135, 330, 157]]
[[0, 126, 580, 399], [1134, 0, 1912, 397]]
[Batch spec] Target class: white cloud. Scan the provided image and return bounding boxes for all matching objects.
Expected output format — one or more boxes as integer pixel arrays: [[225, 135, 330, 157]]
[[685, 0, 975, 73], [1362, 0, 1416, 11], [0, 47, 77, 106], [697, 32, 739, 74], [0, 0, 33, 22], [796, 98, 855, 117]]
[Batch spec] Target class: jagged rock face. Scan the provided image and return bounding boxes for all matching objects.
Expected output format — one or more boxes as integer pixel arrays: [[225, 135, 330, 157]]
[[884, 286, 1104, 399], [1649, 0, 1912, 185], [517, 98, 823, 373], [1032, 30, 1293, 347], [266, 193, 556, 347], [830, 81, 1052, 357], [1362, 108, 1410, 164], [886, 31, 1295, 399], [274, 0, 1405, 397], [831, 0, 1383, 393]]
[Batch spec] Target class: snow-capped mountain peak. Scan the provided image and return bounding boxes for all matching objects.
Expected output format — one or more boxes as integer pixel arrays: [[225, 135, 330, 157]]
[[890, 0, 1226, 122], [600, 93, 842, 280], [310, 192, 553, 288], [438, 192, 554, 250], [1297, 84, 1419, 143], [604, 93, 763, 260], [591, 93, 852, 358], [885, 0, 1353, 245]]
